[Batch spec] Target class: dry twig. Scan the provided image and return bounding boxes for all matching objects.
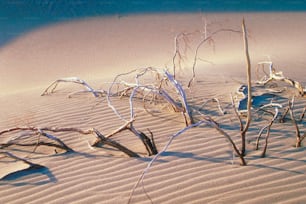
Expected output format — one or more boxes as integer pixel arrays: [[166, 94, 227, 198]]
[[41, 77, 106, 97], [255, 107, 279, 157], [199, 98, 226, 115], [288, 98, 306, 147]]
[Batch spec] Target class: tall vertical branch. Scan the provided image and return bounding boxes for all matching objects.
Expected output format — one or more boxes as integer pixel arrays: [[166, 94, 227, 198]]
[[241, 18, 252, 156]]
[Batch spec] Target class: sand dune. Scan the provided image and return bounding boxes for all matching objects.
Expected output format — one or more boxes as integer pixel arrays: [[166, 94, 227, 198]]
[[1, 12, 306, 204]]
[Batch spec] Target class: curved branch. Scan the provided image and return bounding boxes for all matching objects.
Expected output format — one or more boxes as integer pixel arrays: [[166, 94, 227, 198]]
[[41, 77, 105, 97]]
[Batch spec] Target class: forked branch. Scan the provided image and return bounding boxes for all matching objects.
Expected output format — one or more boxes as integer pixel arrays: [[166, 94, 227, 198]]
[[93, 129, 140, 157], [255, 107, 279, 157], [0, 126, 75, 152]]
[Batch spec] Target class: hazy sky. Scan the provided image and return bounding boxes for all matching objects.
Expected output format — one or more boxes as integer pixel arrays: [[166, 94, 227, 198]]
[[1, 0, 306, 46]]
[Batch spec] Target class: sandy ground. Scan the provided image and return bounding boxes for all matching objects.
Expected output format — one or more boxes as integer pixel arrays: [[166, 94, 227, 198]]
[[1, 12, 306, 204]]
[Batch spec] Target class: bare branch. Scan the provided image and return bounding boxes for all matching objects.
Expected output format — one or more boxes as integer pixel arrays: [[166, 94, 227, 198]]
[[288, 98, 305, 147], [240, 18, 252, 156], [165, 70, 193, 125], [199, 98, 226, 115], [187, 28, 241, 87], [127, 120, 207, 204], [255, 107, 279, 157], [299, 107, 306, 122], [41, 77, 105, 97], [231, 94, 244, 132]]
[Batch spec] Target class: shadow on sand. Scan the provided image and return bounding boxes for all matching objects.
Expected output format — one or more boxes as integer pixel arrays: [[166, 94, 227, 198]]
[[0, 164, 57, 186]]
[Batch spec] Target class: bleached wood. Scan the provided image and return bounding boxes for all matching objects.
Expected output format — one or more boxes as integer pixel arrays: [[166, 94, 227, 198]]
[[256, 62, 305, 96]]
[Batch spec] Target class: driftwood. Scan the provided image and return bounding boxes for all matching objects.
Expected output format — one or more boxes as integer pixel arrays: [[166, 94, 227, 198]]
[[41, 77, 106, 97], [256, 62, 305, 96]]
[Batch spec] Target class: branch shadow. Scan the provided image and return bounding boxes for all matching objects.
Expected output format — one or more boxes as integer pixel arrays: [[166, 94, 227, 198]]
[[140, 150, 305, 175], [139, 150, 235, 164], [0, 164, 57, 186]]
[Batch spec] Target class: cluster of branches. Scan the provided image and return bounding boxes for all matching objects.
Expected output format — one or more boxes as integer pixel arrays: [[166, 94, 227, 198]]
[[0, 126, 143, 158], [254, 96, 305, 158], [2, 18, 306, 204], [1, 67, 197, 165], [127, 19, 306, 203], [1, 19, 251, 170], [256, 61, 305, 96], [252, 62, 306, 156]]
